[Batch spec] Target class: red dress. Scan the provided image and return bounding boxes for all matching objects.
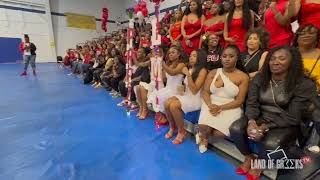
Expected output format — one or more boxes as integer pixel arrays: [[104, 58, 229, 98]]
[[225, 18, 248, 52], [300, 0, 320, 29], [265, 0, 293, 49], [202, 22, 225, 46], [181, 18, 202, 55], [171, 21, 182, 41]]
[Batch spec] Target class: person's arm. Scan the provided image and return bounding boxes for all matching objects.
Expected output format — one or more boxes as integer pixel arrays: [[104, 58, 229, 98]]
[[169, 24, 175, 42], [288, 0, 301, 19], [219, 72, 249, 110], [270, 2, 290, 26], [162, 62, 185, 76], [245, 74, 262, 122], [202, 70, 215, 106], [250, 10, 255, 29], [186, 68, 207, 95], [181, 16, 188, 39], [223, 13, 233, 43]]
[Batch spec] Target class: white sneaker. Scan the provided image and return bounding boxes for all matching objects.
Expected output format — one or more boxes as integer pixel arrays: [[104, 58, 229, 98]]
[[308, 146, 320, 153], [92, 82, 98, 86], [199, 144, 207, 153], [195, 133, 200, 145]]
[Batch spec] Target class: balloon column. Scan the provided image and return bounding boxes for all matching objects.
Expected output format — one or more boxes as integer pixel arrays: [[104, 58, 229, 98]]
[[125, 7, 135, 115], [101, 8, 109, 32], [134, 0, 149, 24], [150, 0, 165, 131]]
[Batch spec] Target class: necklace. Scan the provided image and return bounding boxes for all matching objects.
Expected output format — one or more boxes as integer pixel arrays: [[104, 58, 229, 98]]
[[271, 78, 282, 87]]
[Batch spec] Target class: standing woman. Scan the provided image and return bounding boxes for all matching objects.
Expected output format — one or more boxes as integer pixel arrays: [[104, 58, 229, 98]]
[[19, 34, 37, 76], [288, 0, 320, 30], [169, 9, 183, 44], [181, 0, 205, 55], [224, 0, 254, 52], [201, 3, 225, 47], [264, 0, 294, 49]]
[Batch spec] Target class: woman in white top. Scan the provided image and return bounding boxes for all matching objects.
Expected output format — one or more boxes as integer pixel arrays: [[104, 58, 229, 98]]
[[164, 49, 208, 145], [197, 45, 249, 153], [147, 46, 186, 125]]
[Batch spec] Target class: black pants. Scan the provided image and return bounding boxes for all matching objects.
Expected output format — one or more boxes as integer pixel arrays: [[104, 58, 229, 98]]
[[93, 69, 103, 82], [118, 80, 138, 101], [229, 117, 299, 160], [104, 77, 122, 92]]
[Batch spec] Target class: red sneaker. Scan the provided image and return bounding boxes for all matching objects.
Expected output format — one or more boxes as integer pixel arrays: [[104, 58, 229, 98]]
[[20, 71, 27, 76], [33, 70, 37, 76]]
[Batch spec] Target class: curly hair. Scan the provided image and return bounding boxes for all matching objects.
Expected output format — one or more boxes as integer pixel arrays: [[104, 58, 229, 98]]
[[244, 28, 270, 50], [260, 46, 305, 93]]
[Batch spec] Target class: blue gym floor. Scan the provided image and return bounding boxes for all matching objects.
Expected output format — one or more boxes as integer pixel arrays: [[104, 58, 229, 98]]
[[0, 64, 246, 180]]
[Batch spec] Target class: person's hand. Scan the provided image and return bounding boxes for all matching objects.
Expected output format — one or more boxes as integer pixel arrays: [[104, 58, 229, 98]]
[[247, 121, 268, 142], [186, 39, 193, 48], [230, 35, 239, 43], [182, 67, 190, 76], [208, 104, 222, 116]]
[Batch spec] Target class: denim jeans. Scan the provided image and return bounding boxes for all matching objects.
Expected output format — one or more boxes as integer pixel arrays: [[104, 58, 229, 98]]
[[23, 55, 36, 71]]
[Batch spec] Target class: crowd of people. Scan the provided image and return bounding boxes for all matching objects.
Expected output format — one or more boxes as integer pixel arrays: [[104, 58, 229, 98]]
[[61, 0, 320, 179]]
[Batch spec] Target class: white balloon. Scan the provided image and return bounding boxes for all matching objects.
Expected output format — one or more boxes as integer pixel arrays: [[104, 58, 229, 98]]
[[136, 11, 144, 20]]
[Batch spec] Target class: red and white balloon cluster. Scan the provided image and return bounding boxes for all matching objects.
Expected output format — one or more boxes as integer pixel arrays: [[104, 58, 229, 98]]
[[134, 0, 148, 22], [101, 8, 109, 32], [149, 0, 165, 5]]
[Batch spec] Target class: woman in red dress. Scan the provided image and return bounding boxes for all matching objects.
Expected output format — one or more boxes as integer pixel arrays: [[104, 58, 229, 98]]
[[169, 9, 183, 44], [201, 3, 226, 47], [224, 0, 254, 52], [288, 0, 320, 29], [181, 0, 205, 55], [264, 0, 293, 49]]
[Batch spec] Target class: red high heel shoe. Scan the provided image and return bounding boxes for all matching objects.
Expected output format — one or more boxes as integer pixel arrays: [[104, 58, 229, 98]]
[[172, 131, 187, 145], [236, 167, 248, 175], [246, 172, 260, 180]]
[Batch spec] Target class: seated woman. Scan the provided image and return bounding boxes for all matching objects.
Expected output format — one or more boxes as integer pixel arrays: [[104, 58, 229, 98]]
[[294, 24, 320, 153], [241, 28, 269, 79], [118, 48, 150, 110], [202, 33, 223, 71], [104, 56, 126, 98], [135, 49, 163, 120], [229, 46, 318, 179], [164, 49, 208, 145], [197, 45, 249, 153], [147, 46, 186, 125]]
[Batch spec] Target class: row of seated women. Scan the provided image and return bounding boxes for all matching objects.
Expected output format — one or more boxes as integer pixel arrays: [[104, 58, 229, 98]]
[[112, 26, 320, 180], [171, 0, 320, 57]]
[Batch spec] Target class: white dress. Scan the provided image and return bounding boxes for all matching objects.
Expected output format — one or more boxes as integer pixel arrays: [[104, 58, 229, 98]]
[[174, 71, 202, 113], [147, 73, 184, 113], [198, 68, 243, 136]]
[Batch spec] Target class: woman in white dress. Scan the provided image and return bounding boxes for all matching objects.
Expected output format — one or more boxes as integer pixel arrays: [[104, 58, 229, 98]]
[[197, 45, 249, 153], [147, 46, 186, 124], [164, 49, 208, 144]]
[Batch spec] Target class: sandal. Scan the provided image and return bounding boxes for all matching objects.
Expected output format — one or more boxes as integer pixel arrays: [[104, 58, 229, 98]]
[[172, 130, 187, 145], [165, 129, 175, 139]]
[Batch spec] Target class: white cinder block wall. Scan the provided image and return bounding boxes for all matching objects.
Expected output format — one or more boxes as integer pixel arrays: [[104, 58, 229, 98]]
[[50, 0, 128, 57]]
